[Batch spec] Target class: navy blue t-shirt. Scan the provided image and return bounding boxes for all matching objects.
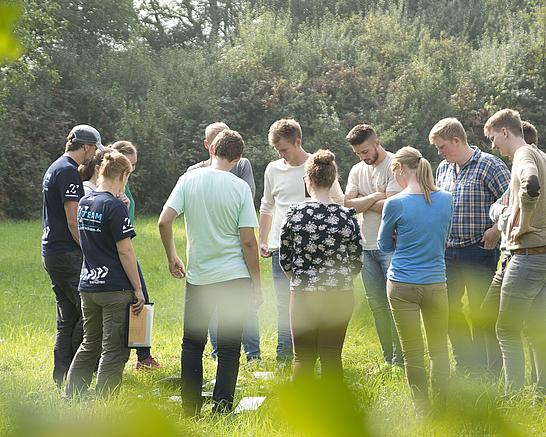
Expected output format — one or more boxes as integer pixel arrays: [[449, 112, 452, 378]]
[[42, 155, 84, 256], [77, 191, 137, 293]]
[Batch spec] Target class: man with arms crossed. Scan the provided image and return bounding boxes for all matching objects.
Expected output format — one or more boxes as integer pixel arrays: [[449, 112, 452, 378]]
[[187, 122, 260, 362], [344, 124, 402, 367], [259, 119, 344, 362], [42, 124, 105, 387], [430, 117, 510, 373], [159, 130, 262, 415], [484, 109, 546, 393]]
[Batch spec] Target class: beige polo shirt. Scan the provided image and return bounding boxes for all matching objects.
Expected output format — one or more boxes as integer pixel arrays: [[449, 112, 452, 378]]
[[345, 152, 401, 250]]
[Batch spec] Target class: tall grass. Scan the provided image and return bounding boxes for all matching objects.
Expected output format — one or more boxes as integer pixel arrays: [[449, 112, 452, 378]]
[[0, 218, 544, 436]]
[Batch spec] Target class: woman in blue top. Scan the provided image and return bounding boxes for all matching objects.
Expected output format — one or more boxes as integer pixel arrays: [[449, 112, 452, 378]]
[[66, 152, 145, 398], [378, 146, 453, 415]]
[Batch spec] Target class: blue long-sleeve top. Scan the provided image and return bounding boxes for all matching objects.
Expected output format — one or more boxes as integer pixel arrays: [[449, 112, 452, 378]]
[[378, 190, 453, 284]]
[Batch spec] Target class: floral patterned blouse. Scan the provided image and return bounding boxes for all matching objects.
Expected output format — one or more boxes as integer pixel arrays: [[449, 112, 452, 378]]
[[279, 201, 363, 292]]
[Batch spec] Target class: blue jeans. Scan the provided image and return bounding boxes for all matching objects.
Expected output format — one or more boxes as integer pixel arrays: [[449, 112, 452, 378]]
[[361, 249, 401, 365], [445, 243, 499, 372], [272, 251, 293, 361], [496, 253, 546, 392], [208, 304, 261, 361]]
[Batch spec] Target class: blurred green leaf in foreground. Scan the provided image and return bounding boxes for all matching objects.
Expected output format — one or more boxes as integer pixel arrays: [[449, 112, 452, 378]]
[[0, 1, 22, 63]]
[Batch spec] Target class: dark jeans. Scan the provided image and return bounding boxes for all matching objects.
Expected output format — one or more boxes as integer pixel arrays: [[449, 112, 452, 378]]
[[445, 243, 499, 372], [208, 303, 261, 361], [43, 249, 83, 386], [181, 278, 251, 415], [272, 251, 293, 361], [135, 262, 151, 361], [290, 291, 354, 381], [361, 250, 402, 365]]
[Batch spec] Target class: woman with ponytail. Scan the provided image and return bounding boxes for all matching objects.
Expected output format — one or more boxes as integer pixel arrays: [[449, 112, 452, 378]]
[[66, 151, 145, 398], [109, 141, 160, 371], [378, 146, 453, 416], [279, 149, 363, 380]]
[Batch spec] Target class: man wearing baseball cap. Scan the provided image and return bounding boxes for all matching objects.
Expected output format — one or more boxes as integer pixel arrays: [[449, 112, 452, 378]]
[[42, 124, 104, 387]]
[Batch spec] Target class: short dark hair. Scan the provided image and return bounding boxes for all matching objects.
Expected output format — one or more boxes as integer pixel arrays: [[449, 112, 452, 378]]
[[345, 124, 377, 146], [212, 130, 244, 162], [65, 134, 86, 152], [522, 121, 538, 145]]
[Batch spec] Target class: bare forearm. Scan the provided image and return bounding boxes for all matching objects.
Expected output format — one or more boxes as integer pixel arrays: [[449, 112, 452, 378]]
[[118, 246, 142, 292], [159, 223, 178, 262], [64, 201, 80, 246], [259, 214, 272, 246], [369, 199, 386, 214], [68, 222, 80, 246], [242, 239, 261, 288], [345, 194, 379, 214]]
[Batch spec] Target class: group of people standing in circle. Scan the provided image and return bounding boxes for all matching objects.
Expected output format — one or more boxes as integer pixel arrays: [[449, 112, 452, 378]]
[[41, 107, 545, 418]]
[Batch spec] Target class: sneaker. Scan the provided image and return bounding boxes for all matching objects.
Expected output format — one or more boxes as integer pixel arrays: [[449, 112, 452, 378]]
[[136, 356, 161, 371]]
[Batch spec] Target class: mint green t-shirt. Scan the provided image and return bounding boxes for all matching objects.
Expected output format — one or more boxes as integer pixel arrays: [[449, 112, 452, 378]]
[[165, 168, 258, 285]]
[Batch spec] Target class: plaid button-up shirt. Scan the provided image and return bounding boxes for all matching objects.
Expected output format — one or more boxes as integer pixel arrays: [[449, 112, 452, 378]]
[[436, 146, 510, 248]]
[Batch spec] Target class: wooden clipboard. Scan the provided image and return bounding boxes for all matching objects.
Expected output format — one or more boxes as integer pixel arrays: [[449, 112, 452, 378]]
[[127, 302, 154, 348]]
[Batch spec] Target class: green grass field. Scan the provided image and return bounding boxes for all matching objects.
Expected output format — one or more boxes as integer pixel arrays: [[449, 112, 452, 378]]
[[1, 217, 544, 436]]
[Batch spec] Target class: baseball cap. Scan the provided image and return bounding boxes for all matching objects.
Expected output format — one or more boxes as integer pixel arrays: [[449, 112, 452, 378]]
[[68, 124, 105, 151]]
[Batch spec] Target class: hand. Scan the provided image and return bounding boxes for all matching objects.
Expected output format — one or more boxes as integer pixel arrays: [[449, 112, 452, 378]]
[[481, 226, 501, 249], [132, 288, 145, 315], [169, 256, 186, 279], [501, 194, 509, 206], [118, 192, 130, 208], [510, 225, 539, 244], [259, 243, 271, 258], [252, 285, 264, 308]]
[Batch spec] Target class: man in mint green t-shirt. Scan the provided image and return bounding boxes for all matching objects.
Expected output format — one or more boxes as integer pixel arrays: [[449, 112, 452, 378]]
[[158, 130, 262, 416]]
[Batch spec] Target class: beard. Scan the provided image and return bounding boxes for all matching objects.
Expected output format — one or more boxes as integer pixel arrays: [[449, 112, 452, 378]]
[[363, 148, 379, 165]]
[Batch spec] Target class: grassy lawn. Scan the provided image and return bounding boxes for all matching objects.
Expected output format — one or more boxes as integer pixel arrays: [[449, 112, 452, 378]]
[[0, 217, 544, 436]]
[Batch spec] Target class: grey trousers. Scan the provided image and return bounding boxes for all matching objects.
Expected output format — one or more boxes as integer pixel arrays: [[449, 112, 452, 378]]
[[496, 253, 546, 393], [66, 290, 134, 397]]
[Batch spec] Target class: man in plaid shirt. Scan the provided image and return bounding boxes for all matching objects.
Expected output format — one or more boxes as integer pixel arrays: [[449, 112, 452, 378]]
[[430, 118, 510, 373]]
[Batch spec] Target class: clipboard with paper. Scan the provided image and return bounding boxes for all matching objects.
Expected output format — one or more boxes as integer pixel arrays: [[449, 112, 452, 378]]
[[127, 302, 154, 348]]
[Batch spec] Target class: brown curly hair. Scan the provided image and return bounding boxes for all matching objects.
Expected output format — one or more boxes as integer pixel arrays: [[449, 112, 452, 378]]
[[305, 149, 338, 189]]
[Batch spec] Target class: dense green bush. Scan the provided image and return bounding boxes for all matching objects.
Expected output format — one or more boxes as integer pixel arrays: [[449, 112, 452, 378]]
[[0, 0, 543, 218]]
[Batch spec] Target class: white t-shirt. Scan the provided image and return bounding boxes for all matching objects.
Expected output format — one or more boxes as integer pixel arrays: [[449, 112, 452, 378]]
[[165, 168, 259, 285], [345, 152, 401, 250], [83, 180, 97, 196], [259, 157, 344, 251]]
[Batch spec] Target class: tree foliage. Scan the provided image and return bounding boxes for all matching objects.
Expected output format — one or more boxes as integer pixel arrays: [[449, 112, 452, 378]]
[[0, 0, 544, 218]]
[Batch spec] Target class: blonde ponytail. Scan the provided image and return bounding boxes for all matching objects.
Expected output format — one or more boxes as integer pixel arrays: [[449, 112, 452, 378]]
[[392, 147, 437, 204]]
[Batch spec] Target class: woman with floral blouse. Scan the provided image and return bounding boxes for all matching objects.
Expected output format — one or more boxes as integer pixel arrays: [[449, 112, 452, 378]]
[[280, 149, 363, 380]]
